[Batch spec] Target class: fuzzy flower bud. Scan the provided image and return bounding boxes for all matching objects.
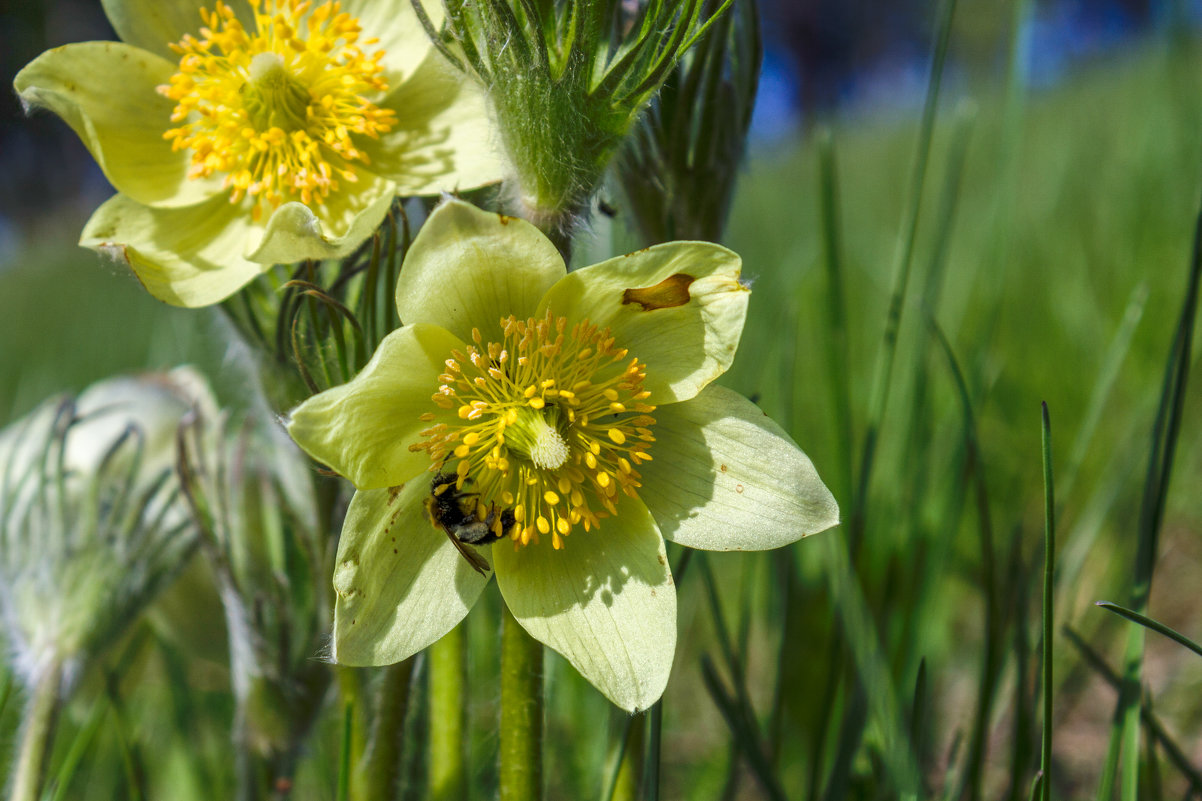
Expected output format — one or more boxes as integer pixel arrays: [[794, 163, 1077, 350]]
[[0, 369, 215, 692], [415, 0, 733, 252]]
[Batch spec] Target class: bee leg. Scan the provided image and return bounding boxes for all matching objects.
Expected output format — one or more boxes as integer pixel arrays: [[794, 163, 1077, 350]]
[[445, 530, 491, 576]]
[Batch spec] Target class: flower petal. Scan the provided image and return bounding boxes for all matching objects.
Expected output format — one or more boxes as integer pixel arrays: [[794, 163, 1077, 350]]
[[396, 198, 565, 343], [340, 0, 442, 88], [79, 192, 265, 307], [100, 0, 253, 61], [638, 385, 839, 551], [537, 242, 749, 404], [14, 41, 223, 208], [247, 170, 397, 265], [365, 50, 507, 195], [287, 324, 464, 490], [332, 484, 492, 666], [493, 503, 675, 712]]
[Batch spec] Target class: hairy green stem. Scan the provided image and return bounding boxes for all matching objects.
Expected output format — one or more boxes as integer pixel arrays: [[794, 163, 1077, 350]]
[[10, 661, 64, 801], [500, 604, 543, 801], [429, 626, 468, 801]]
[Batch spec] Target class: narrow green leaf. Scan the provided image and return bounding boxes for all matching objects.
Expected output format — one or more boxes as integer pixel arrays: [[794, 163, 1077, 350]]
[[1105, 160, 1202, 801], [848, 0, 958, 554], [338, 701, 354, 801]]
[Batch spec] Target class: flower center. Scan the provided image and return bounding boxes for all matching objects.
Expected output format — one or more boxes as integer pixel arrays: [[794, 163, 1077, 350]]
[[412, 311, 657, 550], [158, 0, 396, 220]]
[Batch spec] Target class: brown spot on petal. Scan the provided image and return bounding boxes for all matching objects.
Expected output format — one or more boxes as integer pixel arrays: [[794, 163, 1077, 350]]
[[720, 464, 728, 473], [497, 213, 512, 225], [621, 273, 695, 311]]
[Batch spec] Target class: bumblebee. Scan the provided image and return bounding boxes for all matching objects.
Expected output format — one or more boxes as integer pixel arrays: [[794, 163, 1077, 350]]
[[424, 473, 514, 576]]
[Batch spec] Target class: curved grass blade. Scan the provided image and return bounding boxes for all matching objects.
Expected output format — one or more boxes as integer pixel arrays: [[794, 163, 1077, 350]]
[[1096, 602, 1202, 660]]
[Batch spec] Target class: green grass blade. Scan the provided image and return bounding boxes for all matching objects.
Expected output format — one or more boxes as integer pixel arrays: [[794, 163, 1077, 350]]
[[338, 701, 354, 801], [1040, 403, 1055, 801], [601, 713, 640, 801], [47, 698, 108, 801], [848, 0, 958, 553], [821, 534, 920, 797], [1060, 283, 1148, 501], [1104, 166, 1202, 801], [698, 656, 788, 801], [812, 129, 854, 501], [644, 703, 663, 801], [926, 319, 1000, 801], [1096, 601, 1202, 659], [642, 548, 692, 801], [1066, 625, 1202, 795]]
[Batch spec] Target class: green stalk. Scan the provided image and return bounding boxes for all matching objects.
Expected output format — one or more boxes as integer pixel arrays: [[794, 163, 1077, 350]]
[[429, 627, 468, 801], [848, 0, 958, 554], [603, 713, 644, 801], [353, 659, 416, 801], [10, 660, 64, 801], [500, 603, 543, 801], [1039, 403, 1055, 801], [1101, 162, 1202, 801], [813, 129, 854, 503]]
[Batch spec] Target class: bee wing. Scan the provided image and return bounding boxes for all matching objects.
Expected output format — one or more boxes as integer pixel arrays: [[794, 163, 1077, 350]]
[[445, 530, 491, 576]]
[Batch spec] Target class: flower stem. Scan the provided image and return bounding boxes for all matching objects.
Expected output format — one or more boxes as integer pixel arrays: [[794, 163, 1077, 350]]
[[500, 603, 542, 801], [10, 660, 64, 801], [429, 625, 467, 801], [352, 658, 415, 801]]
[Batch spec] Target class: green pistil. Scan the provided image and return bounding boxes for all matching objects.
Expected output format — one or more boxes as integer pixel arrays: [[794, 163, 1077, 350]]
[[506, 407, 569, 470], [243, 52, 310, 132]]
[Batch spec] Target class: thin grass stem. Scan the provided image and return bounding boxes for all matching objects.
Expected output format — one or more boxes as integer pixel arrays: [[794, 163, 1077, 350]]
[[1104, 163, 1202, 801], [848, 0, 958, 555], [1040, 402, 1055, 801]]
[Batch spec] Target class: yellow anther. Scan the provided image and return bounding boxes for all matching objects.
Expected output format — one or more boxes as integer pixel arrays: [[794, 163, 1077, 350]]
[[417, 310, 655, 551], [160, 0, 394, 215]]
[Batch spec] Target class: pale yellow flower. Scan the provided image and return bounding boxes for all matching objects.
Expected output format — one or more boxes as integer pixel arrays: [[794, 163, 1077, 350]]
[[15, 0, 504, 306], [287, 199, 839, 711]]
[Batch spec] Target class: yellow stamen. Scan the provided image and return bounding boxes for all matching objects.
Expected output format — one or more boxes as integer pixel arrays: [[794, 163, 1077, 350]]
[[158, 0, 395, 219], [414, 310, 656, 550]]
